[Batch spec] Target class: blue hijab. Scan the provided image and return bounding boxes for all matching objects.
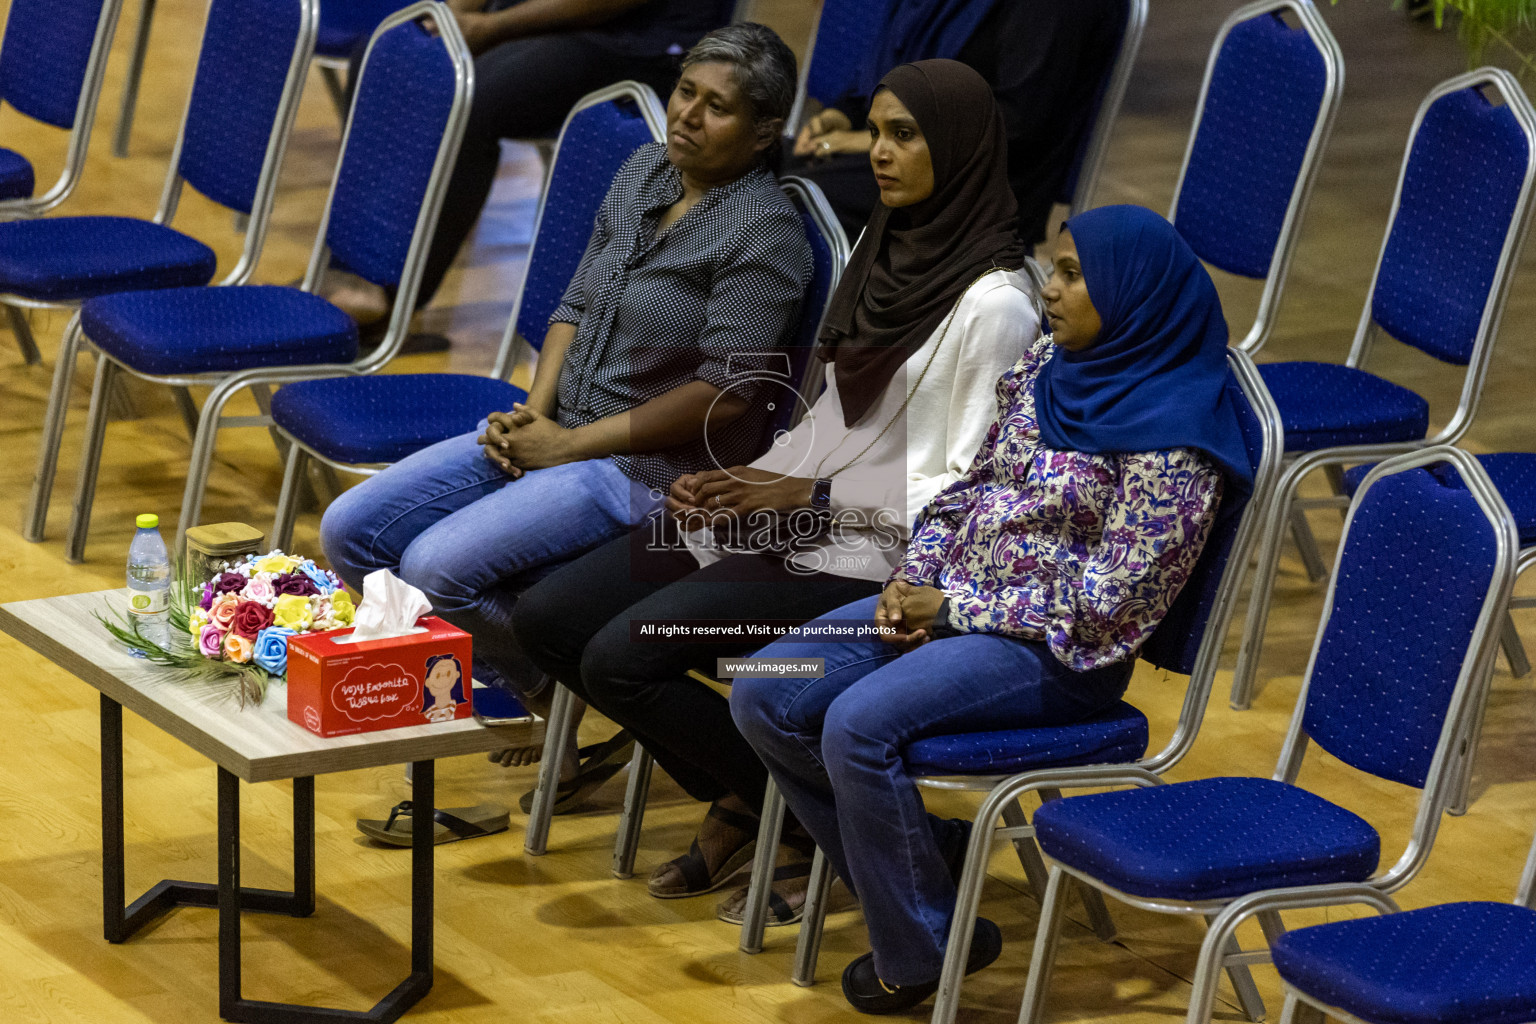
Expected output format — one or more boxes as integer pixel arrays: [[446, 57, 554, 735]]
[[1032, 205, 1253, 492], [847, 0, 1001, 103]]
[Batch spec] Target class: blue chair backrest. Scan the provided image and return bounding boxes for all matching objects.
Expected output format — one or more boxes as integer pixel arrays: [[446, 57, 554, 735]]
[[1140, 371, 1266, 675], [316, 0, 416, 58], [1174, 9, 1329, 279], [767, 184, 839, 438], [326, 17, 459, 288], [1371, 85, 1529, 365], [805, 0, 893, 107], [0, 0, 105, 129], [1303, 466, 1498, 788], [178, 0, 307, 215], [516, 95, 658, 349]]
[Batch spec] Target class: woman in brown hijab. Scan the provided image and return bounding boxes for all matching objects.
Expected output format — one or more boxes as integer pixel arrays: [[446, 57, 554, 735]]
[[512, 59, 1037, 923]]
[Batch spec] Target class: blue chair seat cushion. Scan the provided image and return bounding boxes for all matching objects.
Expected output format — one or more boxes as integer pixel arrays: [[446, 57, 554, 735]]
[[1033, 776, 1380, 902], [0, 216, 217, 301], [82, 286, 358, 376], [0, 148, 35, 200], [1272, 901, 1536, 1024], [1342, 452, 1536, 546], [271, 373, 529, 464], [1258, 361, 1429, 452], [903, 701, 1149, 776]]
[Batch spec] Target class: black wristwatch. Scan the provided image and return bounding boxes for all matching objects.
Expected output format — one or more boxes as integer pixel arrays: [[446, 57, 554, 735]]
[[810, 478, 833, 512]]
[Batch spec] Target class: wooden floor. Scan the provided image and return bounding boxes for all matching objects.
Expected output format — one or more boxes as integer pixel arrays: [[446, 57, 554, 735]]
[[4, 1, 1536, 1021]]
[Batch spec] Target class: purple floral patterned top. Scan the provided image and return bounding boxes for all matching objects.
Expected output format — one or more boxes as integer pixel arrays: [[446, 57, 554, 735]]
[[896, 337, 1223, 672]]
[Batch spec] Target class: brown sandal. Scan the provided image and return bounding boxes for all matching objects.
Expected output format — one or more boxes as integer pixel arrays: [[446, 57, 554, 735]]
[[647, 803, 759, 899]]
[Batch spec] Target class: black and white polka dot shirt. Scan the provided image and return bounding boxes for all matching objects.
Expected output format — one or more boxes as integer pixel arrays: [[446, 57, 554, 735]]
[[551, 142, 812, 492]]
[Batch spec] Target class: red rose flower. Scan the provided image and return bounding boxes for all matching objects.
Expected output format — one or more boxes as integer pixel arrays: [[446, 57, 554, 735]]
[[231, 600, 275, 640]]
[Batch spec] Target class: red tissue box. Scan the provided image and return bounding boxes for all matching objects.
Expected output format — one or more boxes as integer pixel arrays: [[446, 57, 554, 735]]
[[286, 616, 474, 738]]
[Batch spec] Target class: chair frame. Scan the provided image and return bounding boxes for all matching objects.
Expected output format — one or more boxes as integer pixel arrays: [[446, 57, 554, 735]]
[[21, 0, 318, 547], [521, 175, 852, 863], [2, 0, 127, 362], [1276, 807, 1536, 1024], [771, 351, 1283, 1024], [1017, 445, 1518, 1024], [1066, 0, 1147, 216], [267, 80, 669, 552], [0, 0, 127, 223], [1230, 66, 1536, 710], [57, 1, 471, 561], [1166, 0, 1343, 355]]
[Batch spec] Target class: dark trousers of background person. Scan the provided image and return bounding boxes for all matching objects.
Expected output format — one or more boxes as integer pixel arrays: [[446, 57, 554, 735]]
[[351, 21, 680, 307], [511, 517, 883, 813], [778, 153, 878, 241]]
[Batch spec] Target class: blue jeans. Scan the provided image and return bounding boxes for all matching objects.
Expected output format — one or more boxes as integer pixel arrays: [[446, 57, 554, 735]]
[[730, 595, 1133, 985], [320, 428, 661, 698]]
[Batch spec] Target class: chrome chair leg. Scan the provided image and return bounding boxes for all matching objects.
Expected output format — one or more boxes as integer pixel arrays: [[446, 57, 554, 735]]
[[1193, 912, 1267, 1024], [1499, 612, 1530, 678], [8, 304, 39, 364], [174, 380, 242, 555], [791, 846, 832, 987], [933, 791, 1015, 1024], [172, 387, 200, 440], [24, 314, 86, 542], [739, 778, 787, 953], [113, 0, 157, 158], [1287, 506, 1329, 583], [1016, 866, 1072, 1024], [64, 356, 118, 563], [524, 682, 574, 856], [318, 65, 349, 122], [1231, 470, 1300, 708], [271, 444, 307, 552], [999, 797, 1050, 898], [611, 747, 653, 879]]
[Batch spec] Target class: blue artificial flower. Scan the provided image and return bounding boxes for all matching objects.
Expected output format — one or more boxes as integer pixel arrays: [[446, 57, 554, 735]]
[[300, 561, 338, 595], [253, 626, 296, 676]]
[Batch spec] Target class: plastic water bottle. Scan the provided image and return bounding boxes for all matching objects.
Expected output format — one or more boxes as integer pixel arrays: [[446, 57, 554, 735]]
[[127, 513, 172, 649]]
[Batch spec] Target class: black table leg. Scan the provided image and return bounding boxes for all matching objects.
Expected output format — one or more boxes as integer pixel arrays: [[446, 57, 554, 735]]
[[98, 696, 435, 1021], [101, 695, 313, 943], [218, 760, 434, 1023]]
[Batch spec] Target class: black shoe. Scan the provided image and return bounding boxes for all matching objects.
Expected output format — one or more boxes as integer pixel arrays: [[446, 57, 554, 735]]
[[841, 917, 1003, 1015]]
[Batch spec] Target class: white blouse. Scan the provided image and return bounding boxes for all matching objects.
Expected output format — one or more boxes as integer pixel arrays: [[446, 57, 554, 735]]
[[687, 268, 1039, 582]]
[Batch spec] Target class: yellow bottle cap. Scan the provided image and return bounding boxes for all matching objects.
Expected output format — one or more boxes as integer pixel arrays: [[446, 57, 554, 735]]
[[136, 514, 159, 529]]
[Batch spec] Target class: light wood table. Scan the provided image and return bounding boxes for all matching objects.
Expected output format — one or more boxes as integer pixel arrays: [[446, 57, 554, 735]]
[[0, 589, 543, 1024]]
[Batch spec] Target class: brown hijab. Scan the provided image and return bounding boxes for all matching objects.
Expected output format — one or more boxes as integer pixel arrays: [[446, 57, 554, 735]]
[[818, 59, 1026, 427]]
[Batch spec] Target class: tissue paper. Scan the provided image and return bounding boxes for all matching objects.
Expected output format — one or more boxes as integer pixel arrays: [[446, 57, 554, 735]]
[[341, 568, 432, 643]]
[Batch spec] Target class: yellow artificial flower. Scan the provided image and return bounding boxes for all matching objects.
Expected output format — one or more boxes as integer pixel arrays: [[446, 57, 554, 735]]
[[272, 593, 313, 631], [224, 632, 254, 664], [189, 608, 210, 636], [254, 553, 299, 575], [330, 590, 355, 626]]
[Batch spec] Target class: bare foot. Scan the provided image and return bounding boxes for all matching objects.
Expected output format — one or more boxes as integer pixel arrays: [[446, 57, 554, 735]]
[[487, 697, 584, 782]]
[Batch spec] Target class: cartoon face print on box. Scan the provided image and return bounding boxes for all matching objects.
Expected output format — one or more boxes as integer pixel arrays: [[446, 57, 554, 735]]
[[421, 653, 465, 724]]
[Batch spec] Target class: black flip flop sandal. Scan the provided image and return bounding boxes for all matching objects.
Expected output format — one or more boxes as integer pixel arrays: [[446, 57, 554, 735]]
[[356, 800, 509, 846], [516, 731, 636, 815], [647, 803, 760, 899], [715, 858, 816, 926]]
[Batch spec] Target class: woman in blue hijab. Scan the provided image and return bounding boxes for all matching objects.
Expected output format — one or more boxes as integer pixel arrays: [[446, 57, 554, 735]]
[[731, 205, 1249, 1014]]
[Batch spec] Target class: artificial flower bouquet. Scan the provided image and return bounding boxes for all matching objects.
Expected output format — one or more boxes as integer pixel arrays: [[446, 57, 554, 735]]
[[100, 550, 355, 704]]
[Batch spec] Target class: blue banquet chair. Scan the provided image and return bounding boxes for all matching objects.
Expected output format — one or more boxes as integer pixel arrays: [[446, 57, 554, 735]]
[[1169, 0, 1343, 356], [266, 81, 668, 552], [1015, 446, 1518, 1024], [1231, 67, 1536, 710], [19, 0, 319, 546], [776, 351, 1281, 1024], [520, 176, 854, 865], [111, 0, 418, 156], [58, 2, 473, 562], [1270, 810, 1536, 1024], [0, 0, 127, 363]]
